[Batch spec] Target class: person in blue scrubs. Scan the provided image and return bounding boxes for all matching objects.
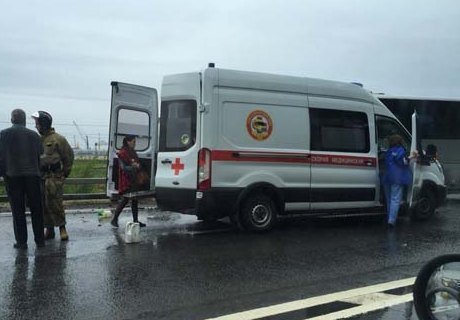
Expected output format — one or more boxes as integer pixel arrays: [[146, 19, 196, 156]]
[[383, 134, 414, 227]]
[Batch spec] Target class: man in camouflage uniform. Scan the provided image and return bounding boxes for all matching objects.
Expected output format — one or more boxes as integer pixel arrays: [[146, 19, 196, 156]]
[[32, 111, 74, 241]]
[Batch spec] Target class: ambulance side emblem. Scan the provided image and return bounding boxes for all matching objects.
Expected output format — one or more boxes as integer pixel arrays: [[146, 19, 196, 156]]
[[246, 110, 273, 141]]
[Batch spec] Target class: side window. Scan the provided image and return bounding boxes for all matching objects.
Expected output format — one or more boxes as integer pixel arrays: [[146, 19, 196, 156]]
[[116, 108, 150, 151], [375, 116, 410, 151], [310, 108, 370, 153], [375, 116, 411, 151]]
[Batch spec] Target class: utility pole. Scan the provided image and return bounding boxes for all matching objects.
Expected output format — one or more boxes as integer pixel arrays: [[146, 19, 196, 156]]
[[72, 120, 89, 150]]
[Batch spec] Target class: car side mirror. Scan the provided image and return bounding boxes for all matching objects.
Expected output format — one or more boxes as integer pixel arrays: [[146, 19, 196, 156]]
[[413, 254, 460, 319], [425, 144, 438, 161]]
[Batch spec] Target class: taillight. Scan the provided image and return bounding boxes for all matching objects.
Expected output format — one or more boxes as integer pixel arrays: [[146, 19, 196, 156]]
[[198, 148, 211, 190]]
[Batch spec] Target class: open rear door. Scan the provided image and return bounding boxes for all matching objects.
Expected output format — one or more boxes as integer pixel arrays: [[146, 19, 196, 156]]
[[106, 82, 158, 198], [408, 111, 422, 207]]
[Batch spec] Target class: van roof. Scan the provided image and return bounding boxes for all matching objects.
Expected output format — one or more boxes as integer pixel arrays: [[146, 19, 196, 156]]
[[376, 94, 460, 102], [210, 68, 376, 104]]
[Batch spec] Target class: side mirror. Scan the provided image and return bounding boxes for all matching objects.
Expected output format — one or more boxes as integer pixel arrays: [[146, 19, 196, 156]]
[[413, 254, 460, 319], [417, 144, 438, 166], [425, 144, 438, 161]]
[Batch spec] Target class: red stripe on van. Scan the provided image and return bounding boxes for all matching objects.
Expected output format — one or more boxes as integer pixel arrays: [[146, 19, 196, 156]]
[[212, 150, 310, 163], [211, 150, 376, 167]]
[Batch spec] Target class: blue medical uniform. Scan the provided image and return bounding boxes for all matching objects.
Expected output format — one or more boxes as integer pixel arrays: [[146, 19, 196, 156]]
[[383, 145, 412, 225]]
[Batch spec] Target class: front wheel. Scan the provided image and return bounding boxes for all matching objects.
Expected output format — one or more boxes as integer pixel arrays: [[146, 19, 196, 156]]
[[240, 194, 277, 232], [412, 189, 437, 221]]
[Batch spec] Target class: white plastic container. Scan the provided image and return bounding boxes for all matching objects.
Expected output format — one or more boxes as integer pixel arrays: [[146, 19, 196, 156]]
[[125, 222, 140, 243]]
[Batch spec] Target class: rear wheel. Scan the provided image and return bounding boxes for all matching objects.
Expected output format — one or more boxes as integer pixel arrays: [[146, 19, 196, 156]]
[[240, 193, 277, 232], [412, 188, 437, 221]]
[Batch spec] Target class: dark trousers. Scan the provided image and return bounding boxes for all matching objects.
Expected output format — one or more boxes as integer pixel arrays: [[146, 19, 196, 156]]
[[5, 176, 45, 244], [114, 197, 139, 221]]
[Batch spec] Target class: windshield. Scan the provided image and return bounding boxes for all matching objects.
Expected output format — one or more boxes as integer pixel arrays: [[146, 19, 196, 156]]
[[159, 99, 197, 152]]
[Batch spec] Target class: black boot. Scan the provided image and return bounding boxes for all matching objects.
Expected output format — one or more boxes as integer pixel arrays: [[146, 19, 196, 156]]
[[131, 199, 146, 227], [110, 218, 119, 228], [111, 197, 128, 228], [44, 227, 55, 240]]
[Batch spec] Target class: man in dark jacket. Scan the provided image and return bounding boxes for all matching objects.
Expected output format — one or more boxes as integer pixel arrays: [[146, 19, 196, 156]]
[[0, 109, 45, 249]]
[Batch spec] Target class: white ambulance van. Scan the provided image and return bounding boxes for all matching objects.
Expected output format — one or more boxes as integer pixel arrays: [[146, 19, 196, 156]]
[[107, 65, 446, 231]]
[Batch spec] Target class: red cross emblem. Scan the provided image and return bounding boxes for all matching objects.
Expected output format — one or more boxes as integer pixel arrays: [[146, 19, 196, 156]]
[[171, 158, 185, 176]]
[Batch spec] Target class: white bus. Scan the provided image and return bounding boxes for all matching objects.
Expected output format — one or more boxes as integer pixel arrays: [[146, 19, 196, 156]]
[[378, 96, 460, 191]]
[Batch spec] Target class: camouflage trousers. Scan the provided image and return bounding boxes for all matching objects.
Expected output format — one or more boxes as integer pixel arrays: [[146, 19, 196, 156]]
[[43, 173, 66, 227]]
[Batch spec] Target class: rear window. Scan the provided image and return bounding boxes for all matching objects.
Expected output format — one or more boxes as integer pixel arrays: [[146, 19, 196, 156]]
[[115, 108, 150, 151], [159, 100, 197, 152]]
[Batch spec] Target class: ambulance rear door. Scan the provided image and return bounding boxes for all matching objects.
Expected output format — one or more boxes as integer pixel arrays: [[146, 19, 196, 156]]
[[106, 82, 158, 198]]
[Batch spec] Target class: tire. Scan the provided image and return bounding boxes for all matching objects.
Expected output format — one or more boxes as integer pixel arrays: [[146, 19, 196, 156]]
[[412, 188, 436, 221], [240, 193, 277, 232]]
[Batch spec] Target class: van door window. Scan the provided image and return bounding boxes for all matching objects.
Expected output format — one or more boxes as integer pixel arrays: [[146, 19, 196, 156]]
[[310, 108, 370, 153], [159, 100, 197, 152], [375, 116, 410, 152]]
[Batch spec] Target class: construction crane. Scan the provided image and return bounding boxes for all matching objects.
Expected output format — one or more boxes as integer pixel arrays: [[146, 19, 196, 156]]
[[72, 120, 89, 150]]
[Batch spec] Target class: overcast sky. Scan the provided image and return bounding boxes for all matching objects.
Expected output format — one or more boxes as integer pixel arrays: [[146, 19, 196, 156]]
[[1, 0, 459, 148]]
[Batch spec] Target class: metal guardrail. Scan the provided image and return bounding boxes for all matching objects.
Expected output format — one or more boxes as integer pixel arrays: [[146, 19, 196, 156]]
[[0, 178, 108, 202]]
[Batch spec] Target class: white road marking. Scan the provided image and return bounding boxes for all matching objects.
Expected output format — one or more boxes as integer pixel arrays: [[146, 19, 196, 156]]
[[309, 293, 413, 320], [340, 292, 399, 305], [206, 277, 415, 320]]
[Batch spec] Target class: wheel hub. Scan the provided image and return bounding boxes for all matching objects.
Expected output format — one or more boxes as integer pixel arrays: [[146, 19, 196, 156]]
[[251, 204, 271, 225], [418, 197, 430, 214]]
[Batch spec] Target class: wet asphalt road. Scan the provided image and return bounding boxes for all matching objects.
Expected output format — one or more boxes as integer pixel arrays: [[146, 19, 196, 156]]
[[0, 202, 459, 320]]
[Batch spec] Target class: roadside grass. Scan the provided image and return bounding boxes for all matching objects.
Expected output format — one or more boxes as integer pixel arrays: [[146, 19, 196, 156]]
[[0, 157, 107, 196], [65, 158, 107, 194]]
